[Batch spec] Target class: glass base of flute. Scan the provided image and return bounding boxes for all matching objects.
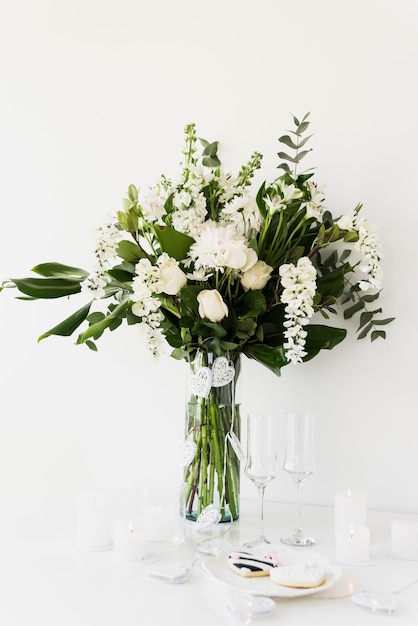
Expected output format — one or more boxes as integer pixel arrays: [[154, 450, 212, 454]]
[[281, 479, 316, 547]]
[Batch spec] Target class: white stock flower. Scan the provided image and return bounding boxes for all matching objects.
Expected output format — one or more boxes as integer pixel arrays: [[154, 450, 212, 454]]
[[197, 289, 228, 322], [240, 260, 273, 291], [279, 257, 317, 364]]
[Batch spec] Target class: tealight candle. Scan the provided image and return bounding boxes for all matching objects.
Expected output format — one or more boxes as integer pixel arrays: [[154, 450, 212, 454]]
[[76, 491, 112, 550], [391, 520, 418, 559], [334, 489, 367, 532], [114, 519, 148, 562], [335, 523, 370, 564]]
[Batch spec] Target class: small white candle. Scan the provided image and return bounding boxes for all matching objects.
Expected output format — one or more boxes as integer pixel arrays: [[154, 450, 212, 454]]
[[335, 523, 370, 564], [76, 491, 112, 550], [391, 520, 418, 559], [114, 519, 148, 562], [144, 506, 177, 542], [334, 489, 367, 532]]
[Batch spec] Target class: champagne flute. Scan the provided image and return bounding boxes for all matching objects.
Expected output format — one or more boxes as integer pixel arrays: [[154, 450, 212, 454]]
[[243, 413, 279, 548], [281, 411, 316, 547]]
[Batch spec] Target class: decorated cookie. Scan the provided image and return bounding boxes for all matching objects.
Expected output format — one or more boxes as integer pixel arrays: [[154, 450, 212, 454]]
[[269, 562, 326, 588], [227, 551, 281, 578]]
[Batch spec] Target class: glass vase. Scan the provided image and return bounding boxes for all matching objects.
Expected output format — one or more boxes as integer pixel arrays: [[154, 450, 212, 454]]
[[183, 350, 241, 523]]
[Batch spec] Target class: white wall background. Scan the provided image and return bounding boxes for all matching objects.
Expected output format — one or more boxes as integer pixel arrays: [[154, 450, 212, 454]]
[[0, 0, 416, 533]]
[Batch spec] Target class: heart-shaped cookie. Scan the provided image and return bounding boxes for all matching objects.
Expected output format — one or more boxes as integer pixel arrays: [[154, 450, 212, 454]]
[[211, 356, 235, 388]]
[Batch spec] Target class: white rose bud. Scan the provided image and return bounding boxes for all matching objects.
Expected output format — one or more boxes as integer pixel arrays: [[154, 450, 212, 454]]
[[197, 289, 229, 322], [240, 260, 273, 291], [155, 257, 187, 295]]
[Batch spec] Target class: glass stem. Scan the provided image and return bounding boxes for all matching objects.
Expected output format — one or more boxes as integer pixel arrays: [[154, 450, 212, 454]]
[[294, 480, 304, 537], [256, 484, 266, 540]]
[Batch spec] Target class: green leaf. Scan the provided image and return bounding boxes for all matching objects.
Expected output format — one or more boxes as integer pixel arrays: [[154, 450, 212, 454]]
[[243, 343, 287, 376], [371, 330, 386, 341], [38, 302, 92, 341], [279, 135, 299, 150], [277, 151, 298, 163], [357, 322, 373, 339], [31, 262, 89, 279], [360, 292, 380, 303], [11, 277, 82, 299], [370, 317, 396, 326], [304, 324, 347, 360], [202, 155, 221, 167], [116, 240, 146, 263], [343, 300, 365, 319], [78, 300, 129, 342], [85, 340, 98, 351], [154, 225, 194, 261]]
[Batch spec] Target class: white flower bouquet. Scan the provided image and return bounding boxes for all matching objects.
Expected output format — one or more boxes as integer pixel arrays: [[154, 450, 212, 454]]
[[1, 113, 393, 373]]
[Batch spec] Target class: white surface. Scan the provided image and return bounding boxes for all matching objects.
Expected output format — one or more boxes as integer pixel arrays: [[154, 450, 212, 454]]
[[1, 500, 417, 626]]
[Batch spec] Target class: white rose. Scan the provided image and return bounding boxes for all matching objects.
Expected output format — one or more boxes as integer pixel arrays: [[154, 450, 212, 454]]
[[197, 289, 229, 322], [240, 260, 273, 291], [154, 257, 187, 295], [241, 248, 258, 272], [223, 239, 249, 269]]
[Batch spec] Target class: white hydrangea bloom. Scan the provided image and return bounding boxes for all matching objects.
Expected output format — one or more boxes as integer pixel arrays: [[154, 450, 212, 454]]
[[279, 257, 317, 364], [171, 191, 207, 237]]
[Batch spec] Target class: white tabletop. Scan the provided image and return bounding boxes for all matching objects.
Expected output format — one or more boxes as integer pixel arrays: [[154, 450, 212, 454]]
[[0, 499, 417, 625]]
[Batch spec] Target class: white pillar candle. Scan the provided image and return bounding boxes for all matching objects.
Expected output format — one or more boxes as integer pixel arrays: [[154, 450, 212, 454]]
[[114, 519, 148, 562], [391, 520, 418, 559], [334, 489, 367, 532], [76, 491, 112, 550], [335, 524, 370, 564]]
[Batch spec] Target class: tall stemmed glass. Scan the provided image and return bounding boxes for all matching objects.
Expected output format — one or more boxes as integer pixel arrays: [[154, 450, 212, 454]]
[[243, 413, 278, 548], [281, 411, 316, 547]]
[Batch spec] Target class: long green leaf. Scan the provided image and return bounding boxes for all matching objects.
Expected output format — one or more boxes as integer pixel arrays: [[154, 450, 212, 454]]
[[11, 277, 82, 299], [38, 302, 92, 341], [31, 262, 89, 278]]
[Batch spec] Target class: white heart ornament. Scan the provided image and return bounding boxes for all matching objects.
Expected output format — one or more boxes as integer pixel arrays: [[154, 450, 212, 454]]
[[195, 504, 222, 530], [211, 357, 235, 388], [176, 440, 197, 467], [188, 367, 212, 398]]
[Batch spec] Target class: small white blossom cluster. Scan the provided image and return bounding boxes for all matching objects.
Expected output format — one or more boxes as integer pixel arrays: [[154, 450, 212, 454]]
[[80, 219, 122, 299], [337, 209, 383, 291], [131, 258, 165, 357], [279, 257, 317, 364], [265, 181, 303, 214], [219, 191, 261, 238], [303, 181, 326, 220]]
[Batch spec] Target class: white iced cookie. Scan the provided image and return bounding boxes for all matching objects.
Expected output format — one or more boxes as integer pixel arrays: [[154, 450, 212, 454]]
[[270, 562, 326, 588], [227, 551, 281, 578]]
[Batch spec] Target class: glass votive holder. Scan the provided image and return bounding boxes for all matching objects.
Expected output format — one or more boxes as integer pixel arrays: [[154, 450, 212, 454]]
[[76, 490, 112, 550], [135, 479, 186, 545], [391, 520, 418, 559]]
